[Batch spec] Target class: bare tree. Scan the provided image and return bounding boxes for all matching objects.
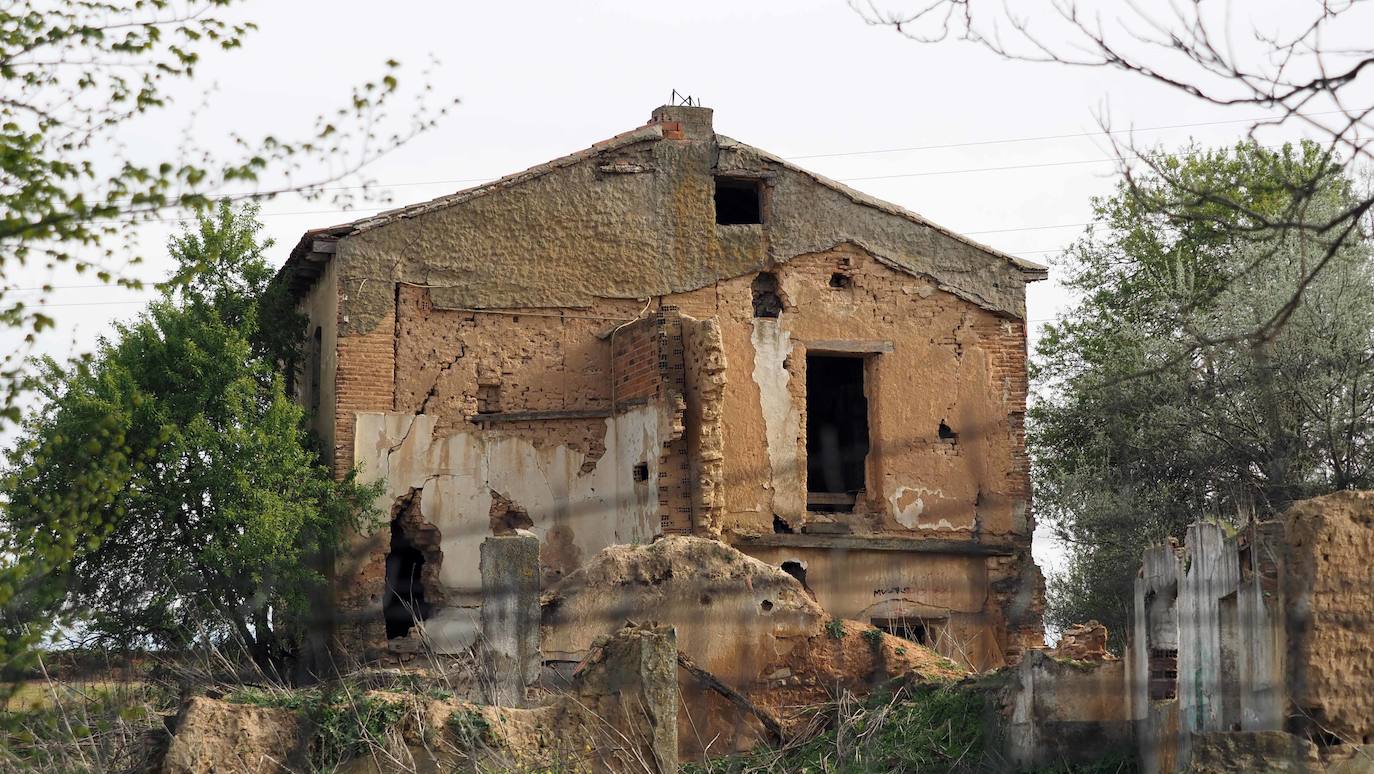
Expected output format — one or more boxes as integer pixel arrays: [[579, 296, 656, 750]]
[[853, 0, 1374, 348]]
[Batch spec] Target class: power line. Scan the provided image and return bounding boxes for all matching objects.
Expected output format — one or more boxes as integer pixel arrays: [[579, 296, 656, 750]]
[[784, 109, 1352, 160]]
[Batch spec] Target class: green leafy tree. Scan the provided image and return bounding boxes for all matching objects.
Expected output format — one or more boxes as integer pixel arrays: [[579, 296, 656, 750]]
[[0, 1, 448, 672], [0, 0, 454, 423], [1032, 141, 1374, 645], [0, 203, 379, 667]]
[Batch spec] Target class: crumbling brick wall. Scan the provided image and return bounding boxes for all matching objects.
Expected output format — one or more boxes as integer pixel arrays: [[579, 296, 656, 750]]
[[610, 309, 692, 534], [681, 316, 728, 538], [1283, 491, 1374, 746]]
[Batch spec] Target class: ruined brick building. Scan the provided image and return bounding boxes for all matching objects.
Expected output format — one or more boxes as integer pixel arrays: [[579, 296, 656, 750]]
[[279, 104, 1048, 671]]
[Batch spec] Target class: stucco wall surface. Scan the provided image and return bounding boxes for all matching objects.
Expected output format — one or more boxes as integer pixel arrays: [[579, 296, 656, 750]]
[[321, 108, 1033, 339]]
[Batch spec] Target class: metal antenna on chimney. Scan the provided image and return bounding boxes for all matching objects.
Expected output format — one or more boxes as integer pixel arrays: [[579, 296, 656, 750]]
[[670, 89, 699, 107]]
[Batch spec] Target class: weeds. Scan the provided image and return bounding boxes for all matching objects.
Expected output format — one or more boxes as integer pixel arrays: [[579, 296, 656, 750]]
[[686, 682, 987, 774], [225, 685, 410, 769], [826, 619, 846, 640]]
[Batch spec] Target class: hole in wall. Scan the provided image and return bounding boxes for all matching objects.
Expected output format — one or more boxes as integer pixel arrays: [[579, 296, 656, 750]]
[[829, 272, 852, 289], [781, 560, 814, 597], [760, 599, 774, 612], [489, 490, 533, 534], [872, 617, 944, 647], [633, 462, 650, 483], [477, 383, 501, 414], [772, 515, 795, 534], [714, 176, 763, 225], [752, 272, 783, 318], [938, 421, 957, 441], [384, 492, 441, 640]]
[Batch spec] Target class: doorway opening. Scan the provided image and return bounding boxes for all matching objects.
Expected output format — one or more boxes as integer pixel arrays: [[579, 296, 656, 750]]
[[806, 354, 869, 512]]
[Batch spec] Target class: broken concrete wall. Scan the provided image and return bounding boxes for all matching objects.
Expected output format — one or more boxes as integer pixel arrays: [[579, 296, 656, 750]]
[[349, 406, 668, 654], [737, 541, 1002, 669], [998, 650, 1132, 770], [541, 537, 968, 759], [1130, 522, 1289, 773]]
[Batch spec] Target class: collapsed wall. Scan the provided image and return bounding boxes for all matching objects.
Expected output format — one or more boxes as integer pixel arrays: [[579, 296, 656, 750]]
[[1129, 491, 1374, 773]]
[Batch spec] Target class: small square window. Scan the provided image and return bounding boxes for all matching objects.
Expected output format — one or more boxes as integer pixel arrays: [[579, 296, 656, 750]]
[[632, 462, 650, 483], [714, 177, 763, 225]]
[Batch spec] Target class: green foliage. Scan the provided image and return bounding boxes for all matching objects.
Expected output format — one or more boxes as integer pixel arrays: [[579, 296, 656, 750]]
[[0, 1, 453, 425], [446, 707, 491, 751], [826, 619, 846, 640], [226, 686, 406, 769], [1032, 141, 1374, 646], [0, 0, 449, 676], [0, 678, 177, 771], [0, 203, 380, 668], [861, 627, 884, 647], [1029, 752, 1138, 774], [686, 683, 988, 773]]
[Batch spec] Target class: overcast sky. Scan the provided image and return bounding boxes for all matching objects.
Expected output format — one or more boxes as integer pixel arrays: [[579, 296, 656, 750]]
[[8, 1, 1369, 577]]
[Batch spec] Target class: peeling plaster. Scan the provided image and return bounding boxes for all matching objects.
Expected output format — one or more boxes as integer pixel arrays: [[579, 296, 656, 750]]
[[354, 405, 667, 653], [750, 319, 803, 523]]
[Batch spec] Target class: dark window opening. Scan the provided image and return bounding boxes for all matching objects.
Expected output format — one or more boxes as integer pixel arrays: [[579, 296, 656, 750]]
[[760, 599, 774, 612], [806, 354, 869, 512], [752, 272, 783, 318], [633, 462, 650, 483], [872, 617, 944, 647], [938, 421, 957, 441], [715, 176, 763, 225], [308, 327, 322, 412], [829, 272, 852, 289], [384, 519, 433, 639], [772, 514, 795, 534]]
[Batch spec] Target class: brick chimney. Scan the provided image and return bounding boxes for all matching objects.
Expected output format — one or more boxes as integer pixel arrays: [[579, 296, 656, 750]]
[[650, 104, 713, 141]]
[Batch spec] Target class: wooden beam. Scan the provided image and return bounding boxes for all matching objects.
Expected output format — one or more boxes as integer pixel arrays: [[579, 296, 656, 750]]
[[311, 238, 339, 254], [803, 339, 894, 353], [469, 408, 612, 423], [733, 533, 1015, 556], [806, 492, 856, 506]]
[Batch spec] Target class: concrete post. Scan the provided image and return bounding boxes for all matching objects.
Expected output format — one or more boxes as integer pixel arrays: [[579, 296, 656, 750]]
[[479, 530, 540, 707], [573, 624, 679, 774]]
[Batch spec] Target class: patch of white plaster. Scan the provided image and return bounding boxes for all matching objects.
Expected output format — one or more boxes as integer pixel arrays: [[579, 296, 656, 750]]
[[891, 485, 927, 529], [353, 404, 670, 654], [751, 319, 804, 521]]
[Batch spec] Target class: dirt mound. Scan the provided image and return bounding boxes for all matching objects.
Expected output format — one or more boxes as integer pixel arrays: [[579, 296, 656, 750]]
[[162, 696, 308, 774], [542, 536, 824, 680]]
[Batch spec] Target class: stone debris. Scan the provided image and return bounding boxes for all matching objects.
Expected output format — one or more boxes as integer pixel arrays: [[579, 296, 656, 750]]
[[1051, 620, 1112, 661]]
